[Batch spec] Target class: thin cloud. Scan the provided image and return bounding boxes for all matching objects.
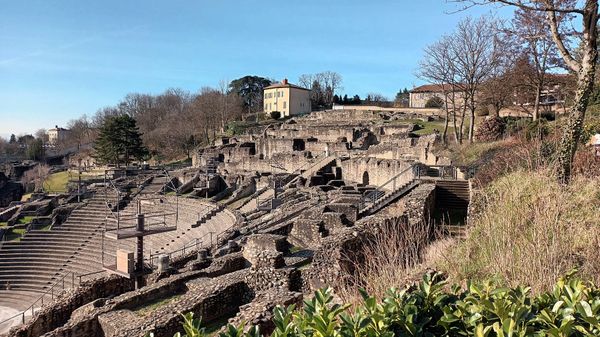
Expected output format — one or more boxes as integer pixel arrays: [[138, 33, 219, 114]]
[[0, 25, 145, 66]]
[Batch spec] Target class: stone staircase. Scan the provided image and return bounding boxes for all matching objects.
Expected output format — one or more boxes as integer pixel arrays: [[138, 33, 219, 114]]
[[434, 180, 470, 210], [193, 204, 224, 228], [358, 165, 420, 217], [284, 155, 336, 188], [0, 194, 111, 310], [359, 179, 420, 217]]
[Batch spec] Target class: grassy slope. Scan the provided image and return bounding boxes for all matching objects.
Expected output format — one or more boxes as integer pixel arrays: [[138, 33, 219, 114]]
[[438, 169, 600, 292], [44, 171, 70, 193]]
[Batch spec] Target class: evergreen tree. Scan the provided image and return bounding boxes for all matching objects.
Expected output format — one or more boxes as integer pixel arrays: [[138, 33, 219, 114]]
[[9, 134, 16, 144], [93, 115, 149, 167], [352, 95, 361, 105], [343, 94, 349, 104], [26, 139, 45, 161]]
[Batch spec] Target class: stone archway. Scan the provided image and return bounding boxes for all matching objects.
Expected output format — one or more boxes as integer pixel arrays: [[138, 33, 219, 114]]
[[362, 171, 370, 186]]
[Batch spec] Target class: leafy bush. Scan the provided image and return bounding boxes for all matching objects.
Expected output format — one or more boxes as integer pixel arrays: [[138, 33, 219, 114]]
[[525, 119, 550, 140], [475, 116, 506, 142], [165, 272, 600, 337], [540, 110, 556, 121], [424, 96, 444, 108], [270, 111, 282, 120], [226, 121, 250, 136], [582, 116, 600, 144]]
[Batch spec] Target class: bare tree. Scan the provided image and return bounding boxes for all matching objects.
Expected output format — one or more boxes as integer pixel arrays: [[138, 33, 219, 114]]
[[450, 16, 503, 143], [22, 164, 51, 192], [418, 36, 460, 144], [510, 7, 564, 120], [453, 0, 599, 183], [299, 71, 343, 108]]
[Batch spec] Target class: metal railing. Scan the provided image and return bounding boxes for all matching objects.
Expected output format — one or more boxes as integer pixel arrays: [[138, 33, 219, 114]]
[[420, 165, 459, 180], [359, 164, 420, 211], [0, 270, 78, 327], [146, 221, 236, 269]]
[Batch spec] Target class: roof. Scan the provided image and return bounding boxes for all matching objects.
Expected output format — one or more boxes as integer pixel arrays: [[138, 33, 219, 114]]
[[410, 84, 464, 93], [264, 82, 310, 91]]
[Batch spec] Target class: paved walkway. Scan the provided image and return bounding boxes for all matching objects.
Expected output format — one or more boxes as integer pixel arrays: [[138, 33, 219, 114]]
[[0, 305, 20, 334]]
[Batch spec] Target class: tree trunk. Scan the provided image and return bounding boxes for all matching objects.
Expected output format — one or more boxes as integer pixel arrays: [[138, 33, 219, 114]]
[[442, 93, 450, 145], [452, 91, 460, 143], [555, 2, 598, 184], [556, 62, 596, 183], [468, 102, 475, 144], [533, 84, 542, 121]]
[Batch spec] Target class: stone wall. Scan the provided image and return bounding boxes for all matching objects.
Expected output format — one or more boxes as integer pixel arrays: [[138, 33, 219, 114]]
[[303, 183, 437, 293], [9, 275, 135, 337], [340, 157, 412, 187]]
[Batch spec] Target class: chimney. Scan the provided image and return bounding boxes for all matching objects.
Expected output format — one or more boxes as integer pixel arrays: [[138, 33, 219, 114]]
[[282, 78, 288, 85]]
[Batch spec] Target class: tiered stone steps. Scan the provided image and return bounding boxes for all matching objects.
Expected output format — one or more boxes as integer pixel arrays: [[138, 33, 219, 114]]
[[434, 180, 470, 210], [0, 191, 236, 318]]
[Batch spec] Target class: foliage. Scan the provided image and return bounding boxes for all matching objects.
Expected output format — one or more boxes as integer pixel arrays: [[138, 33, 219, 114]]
[[26, 138, 45, 161], [93, 114, 149, 166], [581, 116, 600, 144], [443, 169, 600, 292], [540, 110, 556, 121], [270, 111, 282, 120], [229, 76, 272, 113], [525, 119, 550, 140], [226, 121, 250, 136], [424, 96, 444, 108], [475, 117, 506, 142], [165, 273, 600, 337]]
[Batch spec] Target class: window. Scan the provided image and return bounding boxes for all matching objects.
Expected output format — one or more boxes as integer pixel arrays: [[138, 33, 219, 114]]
[[283, 101, 287, 109], [265, 104, 268, 110]]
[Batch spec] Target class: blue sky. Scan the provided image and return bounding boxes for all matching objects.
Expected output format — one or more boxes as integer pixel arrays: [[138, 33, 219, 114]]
[[0, 0, 510, 137]]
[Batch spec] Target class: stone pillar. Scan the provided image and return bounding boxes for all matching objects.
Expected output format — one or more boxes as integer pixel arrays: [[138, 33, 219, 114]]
[[157, 254, 170, 273], [197, 249, 208, 261]]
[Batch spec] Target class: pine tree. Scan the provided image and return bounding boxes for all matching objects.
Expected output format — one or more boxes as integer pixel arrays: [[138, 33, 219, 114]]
[[93, 115, 149, 167]]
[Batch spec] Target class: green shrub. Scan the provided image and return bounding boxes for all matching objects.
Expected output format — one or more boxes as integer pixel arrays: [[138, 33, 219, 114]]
[[163, 272, 600, 337], [226, 121, 250, 136], [525, 119, 550, 140], [270, 111, 282, 120], [424, 96, 444, 108], [540, 110, 556, 121]]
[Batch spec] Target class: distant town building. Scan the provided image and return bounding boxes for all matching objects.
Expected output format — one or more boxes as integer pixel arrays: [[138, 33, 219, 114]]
[[409, 84, 465, 109], [47, 125, 71, 145], [511, 74, 572, 110], [263, 79, 311, 118]]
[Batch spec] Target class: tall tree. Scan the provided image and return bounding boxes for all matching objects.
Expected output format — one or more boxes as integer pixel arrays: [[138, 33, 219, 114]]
[[511, 6, 564, 120], [299, 71, 343, 108], [451, 16, 503, 143], [228, 76, 272, 115], [93, 114, 148, 167], [456, 0, 598, 183], [418, 36, 460, 144]]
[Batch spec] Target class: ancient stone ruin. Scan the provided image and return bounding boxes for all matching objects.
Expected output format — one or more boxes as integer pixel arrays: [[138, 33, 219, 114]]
[[0, 109, 471, 337]]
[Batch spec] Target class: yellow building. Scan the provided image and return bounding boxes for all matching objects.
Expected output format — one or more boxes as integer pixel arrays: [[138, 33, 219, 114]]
[[263, 79, 311, 118]]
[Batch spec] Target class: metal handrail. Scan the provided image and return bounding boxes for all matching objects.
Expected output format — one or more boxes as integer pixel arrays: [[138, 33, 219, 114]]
[[0, 270, 78, 327], [146, 218, 237, 268], [360, 164, 419, 210]]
